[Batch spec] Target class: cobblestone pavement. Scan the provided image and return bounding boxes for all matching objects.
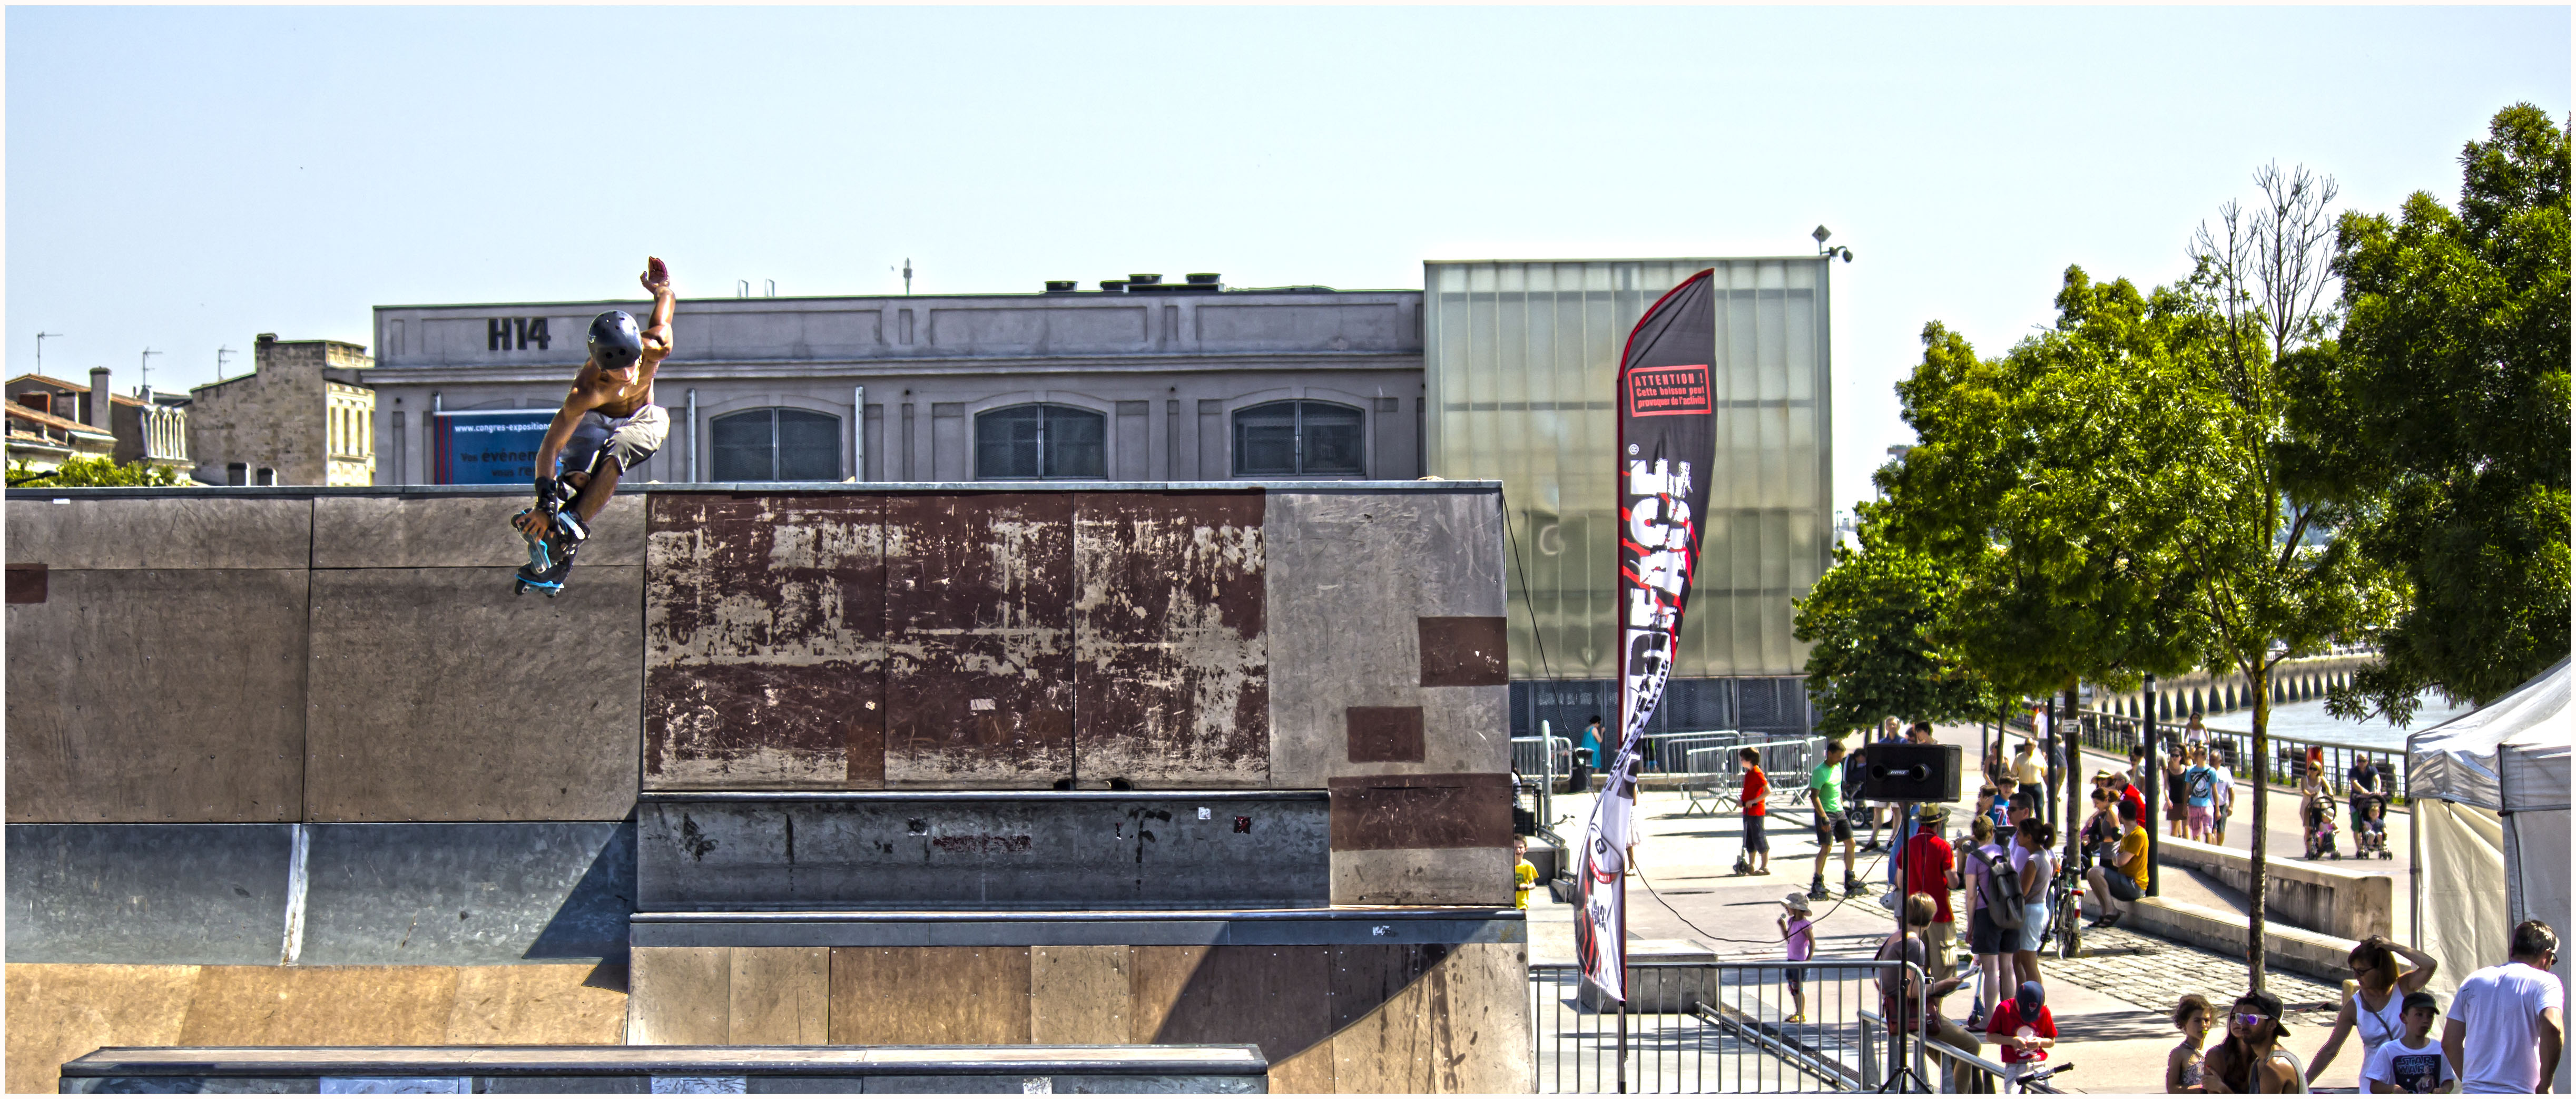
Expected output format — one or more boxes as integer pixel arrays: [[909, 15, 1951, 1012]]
[[2034, 924, 2345, 1025]]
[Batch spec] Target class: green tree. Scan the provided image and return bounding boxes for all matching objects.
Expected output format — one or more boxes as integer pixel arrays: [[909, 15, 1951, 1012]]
[[1793, 511, 1999, 737], [2297, 104, 2572, 722], [1877, 316, 2201, 852], [7, 455, 192, 488]]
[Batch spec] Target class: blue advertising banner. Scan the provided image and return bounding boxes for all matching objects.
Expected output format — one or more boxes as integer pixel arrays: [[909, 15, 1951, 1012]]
[[433, 411, 556, 485]]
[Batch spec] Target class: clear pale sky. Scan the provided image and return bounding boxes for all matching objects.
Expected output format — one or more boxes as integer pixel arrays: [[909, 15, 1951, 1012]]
[[8, 6, 2565, 506]]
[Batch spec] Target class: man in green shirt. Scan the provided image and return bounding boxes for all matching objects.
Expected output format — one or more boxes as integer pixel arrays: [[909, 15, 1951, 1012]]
[[1809, 740, 1860, 900]]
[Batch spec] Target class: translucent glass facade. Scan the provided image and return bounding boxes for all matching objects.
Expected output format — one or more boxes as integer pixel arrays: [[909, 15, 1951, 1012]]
[[1425, 258, 1833, 684]]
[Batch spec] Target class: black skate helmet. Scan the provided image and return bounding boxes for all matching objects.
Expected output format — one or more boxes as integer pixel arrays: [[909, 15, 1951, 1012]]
[[588, 310, 644, 372]]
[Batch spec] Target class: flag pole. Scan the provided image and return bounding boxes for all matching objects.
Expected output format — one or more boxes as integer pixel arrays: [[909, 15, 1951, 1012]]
[[1617, 994, 1628, 1094]]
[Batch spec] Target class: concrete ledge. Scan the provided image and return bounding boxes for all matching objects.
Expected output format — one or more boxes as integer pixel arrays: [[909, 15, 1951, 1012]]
[[2155, 835, 2391, 941], [2123, 895, 2361, 984]]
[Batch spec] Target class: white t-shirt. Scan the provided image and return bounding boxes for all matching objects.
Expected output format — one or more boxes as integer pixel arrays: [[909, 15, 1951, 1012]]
[[2447, 960, 2567, 1093], [2362, 1035, 2454, 1094]]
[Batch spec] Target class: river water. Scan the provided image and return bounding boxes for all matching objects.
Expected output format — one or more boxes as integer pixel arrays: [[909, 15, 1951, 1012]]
[[2205, 690, 2479, 751]]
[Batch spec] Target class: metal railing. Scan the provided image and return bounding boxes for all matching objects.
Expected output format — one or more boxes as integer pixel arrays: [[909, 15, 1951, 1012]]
[[2009, 709, 2409, 807], [1515, 734, 1576, 779], [1636, 730, 1755, 774], [1528, 959, 1925, 1093], [1679, 739, 1825, 817]]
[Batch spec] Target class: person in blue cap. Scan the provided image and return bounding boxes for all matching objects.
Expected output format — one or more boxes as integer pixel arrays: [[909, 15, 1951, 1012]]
[[512, 257, 676, 594]]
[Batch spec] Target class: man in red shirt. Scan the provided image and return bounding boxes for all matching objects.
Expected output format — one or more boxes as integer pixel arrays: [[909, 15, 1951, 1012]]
[[1736, 747, 1771, 875], [1901, 803, 1958, 978]]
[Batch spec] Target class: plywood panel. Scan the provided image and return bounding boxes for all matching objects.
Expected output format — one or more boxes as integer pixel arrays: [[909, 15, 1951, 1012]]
[[443, 964, 628, 1045], [6, 568, 308, 823], [1327, 773, 1513, 850], [1145, 946, 1331, 1065], [1332, 846, 1514, 906], [304, 566, 642, 822], [1029, 945, 1132, 1044], [1071, 492, 1267, 786], [828, 946, 1031, 1045], [1127, 945, 1212, 1044], [644, 495, 885, 789], [177, 965, 461, 1046], [4, 964, 199, 1095], [1267, 1039, 1338, 1095], [729, 947, 829, 1044], [627, 946, 729, 1045], [1329, 943, 1527, 1093], [883, 495, 1073, 788]]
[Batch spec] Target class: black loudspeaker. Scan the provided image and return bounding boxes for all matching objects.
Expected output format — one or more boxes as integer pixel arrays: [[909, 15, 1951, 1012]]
[[1857, 743, 1962, 803]]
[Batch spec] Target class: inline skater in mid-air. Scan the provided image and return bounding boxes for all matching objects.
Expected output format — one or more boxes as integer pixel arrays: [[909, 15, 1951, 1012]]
[[512, 256, 675, 596]]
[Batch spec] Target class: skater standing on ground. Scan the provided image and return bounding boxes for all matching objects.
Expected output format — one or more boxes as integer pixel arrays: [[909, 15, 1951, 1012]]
[[1807, 739, 1859, 900], [1736, 747, 1771, 875], [2309, 935, 2441, 1089], [513, 257, 676, 590]]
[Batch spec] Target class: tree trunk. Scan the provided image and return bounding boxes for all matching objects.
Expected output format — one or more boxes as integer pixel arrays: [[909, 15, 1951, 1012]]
[[2246, 664, 2271, 995]]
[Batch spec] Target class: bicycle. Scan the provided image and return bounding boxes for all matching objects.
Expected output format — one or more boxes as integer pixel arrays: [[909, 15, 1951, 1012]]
[[2046, 866, 2086, 959], [2011, 1061, 2075, 1094]]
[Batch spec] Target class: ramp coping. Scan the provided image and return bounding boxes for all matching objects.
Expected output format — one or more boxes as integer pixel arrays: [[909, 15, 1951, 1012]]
[[61, 1045, 1267, 1077]]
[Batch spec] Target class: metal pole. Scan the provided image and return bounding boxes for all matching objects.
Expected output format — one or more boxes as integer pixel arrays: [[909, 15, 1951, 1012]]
[[2145, 673, 2161, 896], [1617, 995, 1627, 1094], [2407, 732, 2423, 951], [852, 385, 866, 482], [686, 388, 699, 483], [1540, 720, 1555, 837]]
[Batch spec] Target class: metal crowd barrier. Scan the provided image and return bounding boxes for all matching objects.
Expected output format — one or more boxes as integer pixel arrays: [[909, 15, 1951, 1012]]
[[1513, 734, 1576, 779], [1528, 959, 1925, 1093], [1680, 739, 1823, 817]]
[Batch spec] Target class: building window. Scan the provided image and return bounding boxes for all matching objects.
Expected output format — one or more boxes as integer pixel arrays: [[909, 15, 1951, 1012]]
[[1232, 400, 1364, 476], [975, 404, 1106, 479], [710, 407, 840, 481], [255, 467, 277, 486], [227, 462, 247, 486]]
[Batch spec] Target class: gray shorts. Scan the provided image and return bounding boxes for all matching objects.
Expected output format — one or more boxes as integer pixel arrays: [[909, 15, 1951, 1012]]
[[576, 404, 668, 474]]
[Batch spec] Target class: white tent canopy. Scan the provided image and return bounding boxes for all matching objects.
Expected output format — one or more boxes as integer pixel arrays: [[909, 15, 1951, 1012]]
[[2408, 657, 2571, 1093]]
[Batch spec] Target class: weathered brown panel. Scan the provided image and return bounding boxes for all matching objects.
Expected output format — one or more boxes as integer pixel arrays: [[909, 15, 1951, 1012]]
[[627, 946, 729, 1045], [6, 569, 308, 823], [1332, 846, 1513, 906], [729, 946, 830, 1044], [5, 964, 198, 1096], [1418, 616, 1508, 686], [6, 563, 45, 603], [1345, 706, 1424, 763], [1329, 943, 1528, 1093], [1145, 946, 1331, 1065], [1029, 945, 1132, 1044], [304, 566, 642, 822], [645, 494, 886, 789], [883, 495, 1073, 788], [442, 965, 628, 1045], [828, 947, 1031, 1044], [1267, 1040, 1336, 1094], [1072, 492, 1267, 786], [1328, 773, 1513, 850], [177, 965, 461, 1045]]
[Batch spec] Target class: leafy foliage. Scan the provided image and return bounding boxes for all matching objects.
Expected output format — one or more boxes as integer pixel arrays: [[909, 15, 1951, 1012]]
[[1793, 512, 2000, 736], [7, 456, 192, 488], [2300, 104, 2572, 719]]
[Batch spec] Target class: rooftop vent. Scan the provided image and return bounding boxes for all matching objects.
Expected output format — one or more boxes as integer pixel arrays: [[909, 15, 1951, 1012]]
[[1127, 273, 1163, 286], [1185, 273, 1221, 286], [1044, 280, 1078, 293], [1099, 280, 1129, 293]]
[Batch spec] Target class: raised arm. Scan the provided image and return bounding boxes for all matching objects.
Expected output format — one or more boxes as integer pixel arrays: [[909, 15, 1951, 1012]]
[[2392, 941, 2440, 994], [638, 257, 676, 365]]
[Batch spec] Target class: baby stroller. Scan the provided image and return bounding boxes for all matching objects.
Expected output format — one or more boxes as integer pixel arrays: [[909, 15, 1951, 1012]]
[[2303, 789, 2341, 860], [2353, 794, 2392, 859]]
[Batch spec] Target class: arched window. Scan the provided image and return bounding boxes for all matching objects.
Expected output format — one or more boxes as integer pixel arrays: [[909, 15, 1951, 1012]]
[[1232, 400, 1364, 476], [711, 408, 841, 481], [975, 404, 1106, 479]]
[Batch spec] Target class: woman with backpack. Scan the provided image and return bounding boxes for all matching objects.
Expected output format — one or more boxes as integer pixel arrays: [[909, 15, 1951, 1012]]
[[1953, 814, 2015, 1028]]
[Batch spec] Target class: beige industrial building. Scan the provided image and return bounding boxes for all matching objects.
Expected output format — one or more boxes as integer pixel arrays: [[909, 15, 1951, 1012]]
[[185, 335, 376, 486]]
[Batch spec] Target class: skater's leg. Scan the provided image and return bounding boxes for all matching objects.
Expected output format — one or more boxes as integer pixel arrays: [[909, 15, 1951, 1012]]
[[572, 456, 622, 524]]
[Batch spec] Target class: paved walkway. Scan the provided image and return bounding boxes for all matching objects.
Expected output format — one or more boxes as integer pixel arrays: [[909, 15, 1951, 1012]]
[[1529, 720, 2391, 1092]]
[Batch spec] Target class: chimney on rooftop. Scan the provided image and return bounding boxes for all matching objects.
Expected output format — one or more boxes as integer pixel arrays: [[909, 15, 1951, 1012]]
[[88, 367, 112, 429]]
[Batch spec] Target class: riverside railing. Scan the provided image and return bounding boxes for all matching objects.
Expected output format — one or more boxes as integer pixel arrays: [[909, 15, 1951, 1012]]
[[2007, 708, 2408, 806], [1528, 959, 1925, 1093]]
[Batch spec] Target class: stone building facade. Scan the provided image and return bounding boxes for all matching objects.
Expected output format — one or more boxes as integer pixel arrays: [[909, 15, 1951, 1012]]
[[363, 276, 1425, 486], [186, 335, 376, 486], [6, 368, 191, 475]]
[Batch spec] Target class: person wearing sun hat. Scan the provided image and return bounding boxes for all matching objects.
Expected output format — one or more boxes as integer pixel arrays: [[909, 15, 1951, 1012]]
[[1900, 802, 1958, 977], [1778, 890, 1816, 1024]]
